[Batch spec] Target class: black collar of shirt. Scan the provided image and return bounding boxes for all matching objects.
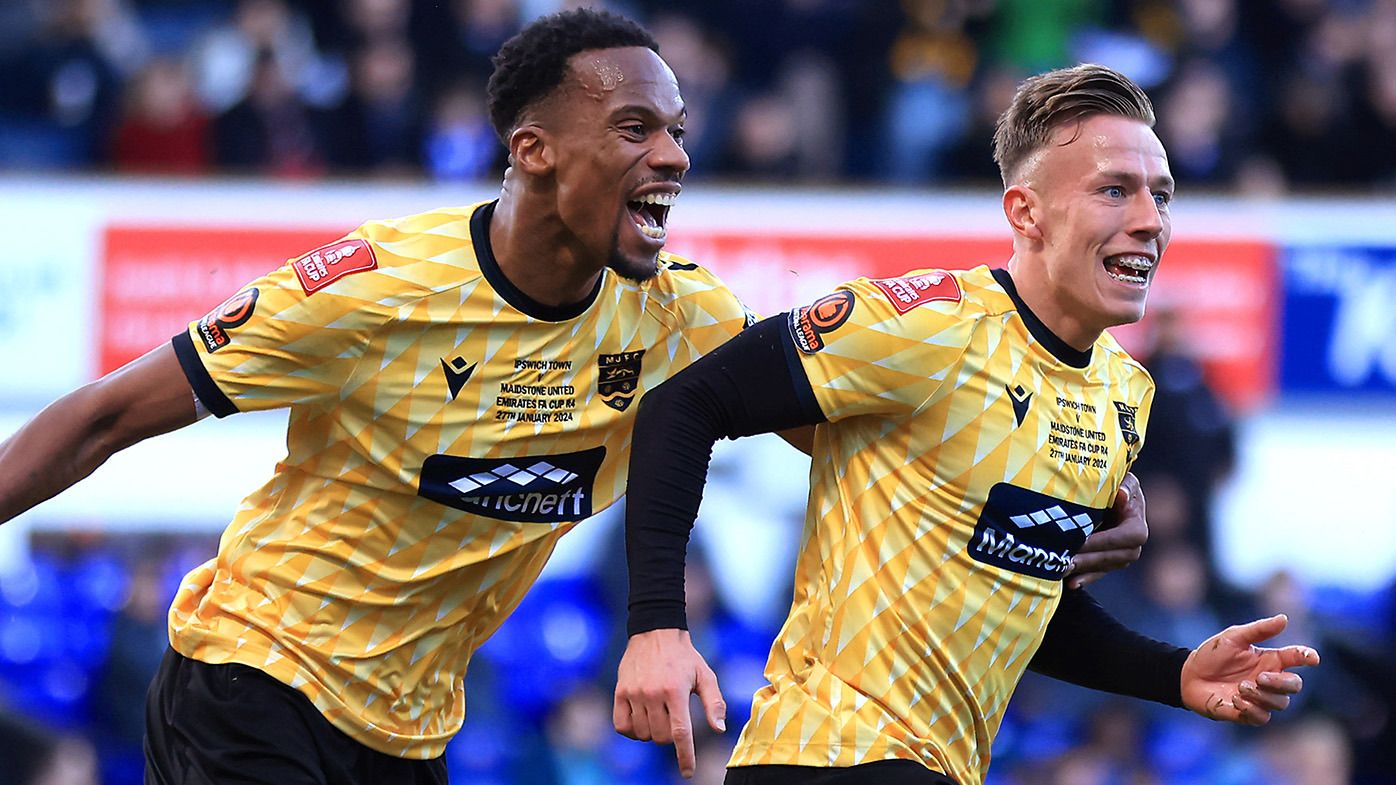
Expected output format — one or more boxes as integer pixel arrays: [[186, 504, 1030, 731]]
[[470, 200, 604, 322], [991, 267, 1093, 369]]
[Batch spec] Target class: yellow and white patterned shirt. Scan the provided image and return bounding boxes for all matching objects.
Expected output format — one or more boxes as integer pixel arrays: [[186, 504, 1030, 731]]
[[169, 201, 750, 758], [729, 265, 1154, 785]]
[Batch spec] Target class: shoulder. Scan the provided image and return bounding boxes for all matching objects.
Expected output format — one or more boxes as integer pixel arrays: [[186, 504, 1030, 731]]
[[297, 204, 487, 302], [644, 252, 737, 299], [1095, 331, 1156, 389], [786, 266, 1003, 356], [839, 264, 1009, 329], [356, 204, 483, 274], [633, 253, 750, 318]]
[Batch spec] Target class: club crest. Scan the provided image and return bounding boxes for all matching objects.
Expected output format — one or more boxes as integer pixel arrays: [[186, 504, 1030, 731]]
[[598, 350, 645, 411]]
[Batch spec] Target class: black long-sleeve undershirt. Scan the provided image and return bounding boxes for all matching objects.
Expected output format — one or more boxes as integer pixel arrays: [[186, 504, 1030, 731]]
[[625, 314, 1189, 708]]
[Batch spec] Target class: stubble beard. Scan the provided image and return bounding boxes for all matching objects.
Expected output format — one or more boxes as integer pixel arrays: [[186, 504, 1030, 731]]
[[605, 223, 661, 283]]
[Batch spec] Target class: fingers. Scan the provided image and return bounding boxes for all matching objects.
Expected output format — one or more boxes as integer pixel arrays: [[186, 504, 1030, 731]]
[[695, 665, 727, 733], [670, 705, 697, 779], [1067, 544, 1142, 570], [1259, 670, 1305, 694], [631, 699, 656, 742], [1228, 614, 1289, 646], [1067, 573, 1098, 590], [1110, 473, 1144, 518], [1228, 694, 1272, 726], [1120, 472, 1142, 501], [621, 692, 693, 777], [1064, 545, 1142, 588], [1271, 644, 1321, 670], [1240, 679, 1291, 713], [613, 691, 635, 738]]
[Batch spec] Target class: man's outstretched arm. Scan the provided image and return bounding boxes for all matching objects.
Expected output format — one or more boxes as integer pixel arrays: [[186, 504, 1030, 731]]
[[0, 344, 198, 525], [616, 316, 824, 778], [1032, 589, 1319, 726]]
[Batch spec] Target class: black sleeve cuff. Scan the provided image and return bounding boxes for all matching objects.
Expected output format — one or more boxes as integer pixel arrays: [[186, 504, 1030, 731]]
[[779, 319, 825, 423], [171, 331, 237, 418], [1029, 587, 1190, 707]]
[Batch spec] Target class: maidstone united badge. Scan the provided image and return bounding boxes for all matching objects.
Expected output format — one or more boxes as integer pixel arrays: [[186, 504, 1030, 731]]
[[598, 350, 645, 411], [1113, 401, 1140, 446]]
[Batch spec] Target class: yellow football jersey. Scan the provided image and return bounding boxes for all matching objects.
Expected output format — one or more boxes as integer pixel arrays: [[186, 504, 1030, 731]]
[[169, 201, 751, 758], [729, 265, 1154, 785]]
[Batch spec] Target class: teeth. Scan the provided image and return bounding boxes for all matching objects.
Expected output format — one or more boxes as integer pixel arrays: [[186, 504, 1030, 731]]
[[636, 223, 666, 239], [634, 192, 678, 206], [1104, 254, 1152, 285], [1105, 269, 1147, 284], [1110, 254, 1154, 271]]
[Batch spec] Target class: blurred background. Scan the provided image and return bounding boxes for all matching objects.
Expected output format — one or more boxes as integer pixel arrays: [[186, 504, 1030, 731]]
[[0, 0, 1394, 784]]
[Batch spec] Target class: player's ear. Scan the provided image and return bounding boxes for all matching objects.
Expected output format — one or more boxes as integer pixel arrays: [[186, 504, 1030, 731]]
[[508, 124, 555, 176], [1003, 184, 1042, 241]]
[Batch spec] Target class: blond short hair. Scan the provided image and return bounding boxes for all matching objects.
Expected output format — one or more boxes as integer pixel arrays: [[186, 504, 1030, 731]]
[[992, 64, 1155, 186]]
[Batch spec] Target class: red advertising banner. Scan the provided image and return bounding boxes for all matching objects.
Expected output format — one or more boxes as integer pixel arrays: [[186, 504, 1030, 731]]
[[100, 224, 1275, 409], [100, 226, 342, 374], [671, 231, 1276, 410]]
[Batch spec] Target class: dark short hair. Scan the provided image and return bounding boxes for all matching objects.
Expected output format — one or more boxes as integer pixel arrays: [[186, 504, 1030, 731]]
[[992, 63, 1155, 186], [486, 8, 658, 143]]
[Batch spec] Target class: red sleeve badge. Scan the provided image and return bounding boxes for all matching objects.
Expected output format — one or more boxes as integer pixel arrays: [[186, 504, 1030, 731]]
[[870, 270, 961, 314], [292, 238, 378, 295]]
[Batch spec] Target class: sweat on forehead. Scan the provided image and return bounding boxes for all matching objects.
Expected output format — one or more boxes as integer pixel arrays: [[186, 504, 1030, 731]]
[[564, 48, 667, 99], [584, 55, 626, 92]]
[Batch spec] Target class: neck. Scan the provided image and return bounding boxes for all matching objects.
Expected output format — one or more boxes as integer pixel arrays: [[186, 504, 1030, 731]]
[[1004, 253, 1101, 351], [489, 187, 605, 308]]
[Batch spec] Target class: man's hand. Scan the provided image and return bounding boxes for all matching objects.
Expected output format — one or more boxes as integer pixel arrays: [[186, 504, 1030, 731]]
[[1066, 472, 1147, 589], [1181, 614, 1320, 726], [614, 628, 727, 779]]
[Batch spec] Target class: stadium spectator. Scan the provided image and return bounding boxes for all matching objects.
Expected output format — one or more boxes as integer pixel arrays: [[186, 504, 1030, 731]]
[[879, 0, 983, 183], [321, 37, 425, 175], [645, 13, 737, 175], [423, 80, 502, 181], [108, 57, 210, 174], [1130, 305, 1235, 582], [5, 0, 1396, 187], [92, 557, 170, 785], [0, 0, 128, 168], [211, 48, 326, 176], [188, 0, 331, 113]]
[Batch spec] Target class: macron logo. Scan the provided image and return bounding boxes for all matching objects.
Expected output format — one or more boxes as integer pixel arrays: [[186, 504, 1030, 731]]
[[448, 462, 579, 495], [1009, 506, 1096, 537]]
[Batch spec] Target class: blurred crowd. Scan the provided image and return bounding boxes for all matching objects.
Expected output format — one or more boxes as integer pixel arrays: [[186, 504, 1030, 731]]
[[3, 0, 1396, 190], [2, 1, 1396, 784]]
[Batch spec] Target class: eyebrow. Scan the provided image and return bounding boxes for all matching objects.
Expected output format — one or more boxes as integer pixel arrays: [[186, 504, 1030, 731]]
[[611, 104, 687, 123], [1096, 169, 1175, 191]]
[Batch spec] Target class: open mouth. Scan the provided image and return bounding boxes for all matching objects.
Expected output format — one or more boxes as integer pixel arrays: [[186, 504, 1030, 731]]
[[627, 191, 676, 241], [1102, 254, 1154, 286]]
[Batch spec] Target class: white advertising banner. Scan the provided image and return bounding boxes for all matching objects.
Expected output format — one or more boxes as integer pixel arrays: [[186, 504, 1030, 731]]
[[0, 197, 98, 403]]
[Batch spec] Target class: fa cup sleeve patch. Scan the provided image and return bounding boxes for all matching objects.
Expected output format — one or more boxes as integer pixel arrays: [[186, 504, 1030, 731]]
[[870, 271, 962, 314], [293, 238, 379, 294]]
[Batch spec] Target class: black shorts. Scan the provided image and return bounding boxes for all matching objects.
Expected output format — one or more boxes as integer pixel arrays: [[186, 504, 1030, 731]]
[[726, 760, 958, 785], [144, 648, 448, 785]]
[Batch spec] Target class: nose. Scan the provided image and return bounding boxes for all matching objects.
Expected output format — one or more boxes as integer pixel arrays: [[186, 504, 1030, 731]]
[[1129, 190, 1164, 241], [649, 130, 689, 178]]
